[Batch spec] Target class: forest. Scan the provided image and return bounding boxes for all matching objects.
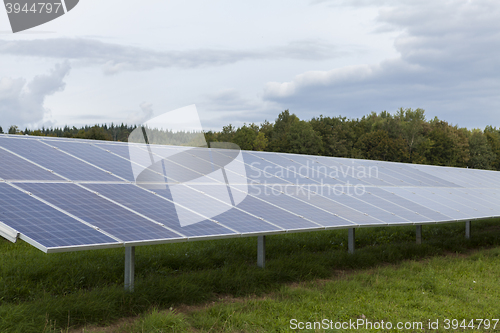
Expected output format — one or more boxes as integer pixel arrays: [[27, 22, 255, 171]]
[[2, 107, 500, 170]]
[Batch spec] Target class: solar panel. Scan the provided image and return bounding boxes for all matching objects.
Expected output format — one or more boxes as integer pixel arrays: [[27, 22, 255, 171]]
[[1, 133, 499, 257], [0, 148, 65, 181], [0, 136, 121, 182], [14, 182, 186, 243], [247, 185, 355, 228], [385, 187, 472, 221], [0, 183, 119, 252]]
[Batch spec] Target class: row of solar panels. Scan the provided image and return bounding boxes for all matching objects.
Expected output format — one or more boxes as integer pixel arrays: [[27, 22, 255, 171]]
[[2, 134, 500, 188], [1, 134, 500, 253]]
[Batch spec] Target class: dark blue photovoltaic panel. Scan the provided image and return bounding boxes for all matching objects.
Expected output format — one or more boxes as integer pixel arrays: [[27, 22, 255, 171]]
[[186, 184, 321, 230], [468, 170, 500, 188], [352, 159, 432, 187], [441, 189, 500, 216], [248, 185, 356, 228], [329, 158, 403, 187], [301, 155, 376, 186], [384, 187, 470, 221], [282, 153, 353, 185], [209, 149, 292, 184], [236, 195, 323, 230], [84, 183, 237, 237], [316, 189, 412, 224], [172, 189, 319, 231], [15, 183, 184, 242], [241, 151, 319, 185], [413, 165, 479, 188], [95, 142, 133, 159], [465, 189, 500, 210], [416, 188, 494, 218], [211, 207, 284, 234], [404, 164, 462, 187], [1, 134, 499, 253], [150, 186, 283, 234], [0, 137, 120, 182], [353, 190, 434, 223], [0, 148, 64, 181], [248, 151, 342, 185], [48, 141, 136, 181], [0, 183, 118, 248], [377, 163, 450, 187], [279, 185, 386, 225]]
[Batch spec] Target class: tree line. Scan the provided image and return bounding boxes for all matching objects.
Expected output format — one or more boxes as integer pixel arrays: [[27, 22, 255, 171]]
[[2, 108, 500, 170], [2, 124, 137, 142]]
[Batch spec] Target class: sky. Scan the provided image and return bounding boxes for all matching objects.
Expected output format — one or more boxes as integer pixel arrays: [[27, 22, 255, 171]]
[[0, 0, 499, 131]]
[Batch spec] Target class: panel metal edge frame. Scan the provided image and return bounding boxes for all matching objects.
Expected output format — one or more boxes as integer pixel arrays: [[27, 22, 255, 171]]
[[123, 237, 187, 247], [0, 222, 19, 243], [17, 234, 49, 253], [187, 233, 242, 242], [45, 242, 124, 253], [325, 223, 360, 230]]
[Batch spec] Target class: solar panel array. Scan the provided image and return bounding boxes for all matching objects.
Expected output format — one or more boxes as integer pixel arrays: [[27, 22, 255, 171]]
[[1, 134, 500, 253]]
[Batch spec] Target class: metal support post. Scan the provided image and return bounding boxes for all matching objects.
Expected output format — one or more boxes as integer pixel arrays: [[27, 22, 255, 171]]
[[125, 246, 135, 292], [257, 235, 266, 268], [465, 221, 471, 239], [416, 225, 422, 245], [348, 228, 355, 254]]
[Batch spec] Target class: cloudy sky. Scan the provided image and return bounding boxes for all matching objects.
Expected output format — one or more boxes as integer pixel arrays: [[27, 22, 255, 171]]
[[0, 0, 499, 131]]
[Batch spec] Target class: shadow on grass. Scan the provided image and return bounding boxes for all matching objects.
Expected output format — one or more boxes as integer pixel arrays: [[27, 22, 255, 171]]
[[0, 220, 499, 332]]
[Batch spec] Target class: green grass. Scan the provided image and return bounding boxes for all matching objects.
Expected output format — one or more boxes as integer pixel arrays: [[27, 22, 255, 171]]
[[1, 220, 500, 332]]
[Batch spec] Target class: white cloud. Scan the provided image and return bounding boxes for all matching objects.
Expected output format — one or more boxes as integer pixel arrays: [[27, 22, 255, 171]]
[[0, 62, 71, 129], [263, 0, 500, 128], [0, 38, 342, 75]]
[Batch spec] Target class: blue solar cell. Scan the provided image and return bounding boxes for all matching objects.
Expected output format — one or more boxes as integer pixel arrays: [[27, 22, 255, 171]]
[[0, 148, 64, 181], [211, 207, 283, 234], [150, 184, 283, 233], [353, 190, 434, 223], [316, 188, 413, 224], [466, 169, 500, 188], [300, 155, 377, 186], [95, 142, 133, 159], [444, 189, 500, 216], [352, 159, 432, 187], [413, 165, 476, 188], [15, 183, 184, 242], [84, 183, 237, 237], [47, 141, 139, 181], [248, 185, 356, 228], [276, 185, 386, 225], [403, 165, 462, 187], [418, 188, 497, 218], [247, 151, 342, 186], [0, 137, 120, 182], [465, 189, 500, 210], [280, 154, 348, 185], [367, 187, 453, 222], [0, 183, 118, 249], [378, 163, 452, 187], [185, 185, 323, 230], [330, 158, 404, 187], [241, 151, 319, 185], [208, 149, 291, 185]]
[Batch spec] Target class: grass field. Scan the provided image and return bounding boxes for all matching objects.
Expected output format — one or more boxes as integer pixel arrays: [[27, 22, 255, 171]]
[[1, 220, 500, 332]]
